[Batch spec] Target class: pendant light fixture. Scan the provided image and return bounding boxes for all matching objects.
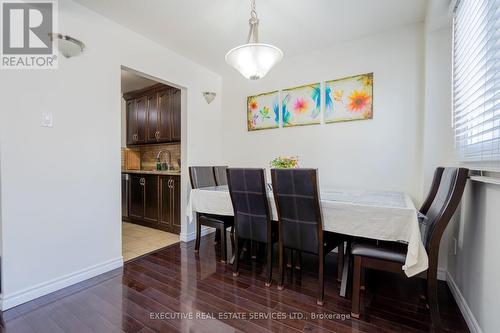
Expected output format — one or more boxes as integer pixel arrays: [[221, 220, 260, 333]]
[[225, 0, 283, 80]]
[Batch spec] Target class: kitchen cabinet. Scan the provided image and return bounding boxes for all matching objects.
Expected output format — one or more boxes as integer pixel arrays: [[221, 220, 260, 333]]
[[159, 175, 181, 234], [123, 173, 180, 234], [171, 175, 181, 232], [143, 175, 159, 224], [146, 93, 159, 143], [170, 89, 181, 142], [124, 84, 181, 146], [128, 174, 144, 220], [126, 96, 147, 145], [157, 89, 171, 142]]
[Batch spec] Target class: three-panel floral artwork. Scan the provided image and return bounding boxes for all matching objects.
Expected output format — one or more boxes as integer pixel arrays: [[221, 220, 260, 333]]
[[247, 73, 373, 131]]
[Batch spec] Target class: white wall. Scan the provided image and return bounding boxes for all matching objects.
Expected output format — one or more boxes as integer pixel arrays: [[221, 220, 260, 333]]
[[422, 26, 459, 274], [0, 0, 222, 309], [447, 181, 500, 333], [221, 23, 425, 202], [422, 27, 457, 190]]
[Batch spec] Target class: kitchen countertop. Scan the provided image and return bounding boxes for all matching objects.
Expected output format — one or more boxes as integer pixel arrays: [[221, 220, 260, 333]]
[[122, 169, 181, 176]]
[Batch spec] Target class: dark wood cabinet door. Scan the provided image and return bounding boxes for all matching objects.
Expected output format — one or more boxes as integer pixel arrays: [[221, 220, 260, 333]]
[[159, 176, 172, 228], [170, 176, 181, 233], [157, 89, 171, 143], [171, 89, 181, 142], [129, 175, 144, 220], [143, 175, 159, 224], [146, 94, 159, 143], [126, 100, 136, 146], [135, 96, 147, 144]]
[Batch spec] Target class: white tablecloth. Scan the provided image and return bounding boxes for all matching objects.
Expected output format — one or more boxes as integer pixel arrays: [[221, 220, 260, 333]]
[[187, 186, 428, 277]]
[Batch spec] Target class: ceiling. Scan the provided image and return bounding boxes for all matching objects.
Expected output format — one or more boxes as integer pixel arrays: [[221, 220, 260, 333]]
[[121, 69, 158, 93], [77, 0, 429, 74]]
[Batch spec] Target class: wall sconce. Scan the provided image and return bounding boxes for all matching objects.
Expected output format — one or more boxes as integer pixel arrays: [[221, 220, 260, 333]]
[[49, 33, 85, 58], [202, 92, 216, 104]]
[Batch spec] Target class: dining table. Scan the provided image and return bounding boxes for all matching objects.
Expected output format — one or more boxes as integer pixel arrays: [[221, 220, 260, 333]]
[[187, 185, 428, 297]]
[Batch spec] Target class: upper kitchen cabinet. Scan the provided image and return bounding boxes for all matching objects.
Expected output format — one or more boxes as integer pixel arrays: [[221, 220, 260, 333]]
[[170, 89, 181, 142], [126, 96, 147, 145], [124, 84, 181, 146]]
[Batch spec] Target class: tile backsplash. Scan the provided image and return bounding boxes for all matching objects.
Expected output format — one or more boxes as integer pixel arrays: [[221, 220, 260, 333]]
[[121, 143, 181, 170]]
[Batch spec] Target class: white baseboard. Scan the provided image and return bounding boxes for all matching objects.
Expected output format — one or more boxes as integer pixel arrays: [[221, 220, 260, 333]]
[[437, 268, 447, 281], [0, 257, 123, 311], [180, 226, 215, 242], [446, 271, 482, 333]]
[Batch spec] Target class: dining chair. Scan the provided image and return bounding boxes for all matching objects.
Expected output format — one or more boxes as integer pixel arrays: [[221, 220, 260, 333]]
[[214, 166, 229, 186], [213, 166, 229, 242], [271, 168, 345, 306], [189, 166, 234, 263], [350, 167, 469, 331], [226, 168, 277, 286]]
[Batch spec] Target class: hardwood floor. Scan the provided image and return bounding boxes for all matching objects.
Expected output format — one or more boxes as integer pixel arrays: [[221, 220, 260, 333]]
[[0, 234, 469, 332]]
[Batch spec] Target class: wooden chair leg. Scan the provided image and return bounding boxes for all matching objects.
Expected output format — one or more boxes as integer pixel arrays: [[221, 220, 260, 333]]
[[295, 251, 302, 270], [278, 244, 285, 290], [427, 272, 442, 330], [287, 249, 293, 268], [233, 236, 240, 277], [317, 254, 325, 306], [419, 277, 428, 301], [229, 226, 235, 263], [351, 256, 362, 318], [251, 241, 257, 260], [194, 214, 201, 253], [214, 229, 221, 244], [340, 241, 352, 298], [360, 267, 366, 290], [337, 242, 344, 282], [220, 226, 227, 263], [265, 242, 272, 287]]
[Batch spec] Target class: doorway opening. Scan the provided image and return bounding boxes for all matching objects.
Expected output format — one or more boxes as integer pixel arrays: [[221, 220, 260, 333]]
[[120, 67, 182, 262]]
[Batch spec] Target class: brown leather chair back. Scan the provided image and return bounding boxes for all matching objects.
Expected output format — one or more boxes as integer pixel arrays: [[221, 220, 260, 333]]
[[422, 167, 468, 251], [189, 166, 217, 189], [214, 166, 229, 186], [271, 168, 323, 254], [420, 167, 445, 215], [226, 168, 271, 243]]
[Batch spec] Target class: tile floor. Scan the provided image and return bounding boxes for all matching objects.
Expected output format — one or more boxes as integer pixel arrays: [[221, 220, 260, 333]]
[[122, 222, 180, 261]]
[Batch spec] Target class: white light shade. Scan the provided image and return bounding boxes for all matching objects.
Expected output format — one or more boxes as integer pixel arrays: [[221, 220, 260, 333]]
[[225, 43, 283, 80]]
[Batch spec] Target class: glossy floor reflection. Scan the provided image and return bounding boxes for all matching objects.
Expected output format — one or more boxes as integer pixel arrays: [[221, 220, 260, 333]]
[[0, 234, 469, 332]]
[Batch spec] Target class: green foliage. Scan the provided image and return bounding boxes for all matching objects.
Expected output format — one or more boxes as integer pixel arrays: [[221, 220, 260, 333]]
[[270, 156, 299, 169]]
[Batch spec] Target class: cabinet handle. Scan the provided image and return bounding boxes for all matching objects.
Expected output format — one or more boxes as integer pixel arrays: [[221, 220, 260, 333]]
[[140, 177, 145, 186], [155, 131, 160, 140]]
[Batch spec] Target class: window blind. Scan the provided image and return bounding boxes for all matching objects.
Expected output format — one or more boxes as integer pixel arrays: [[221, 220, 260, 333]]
[[453, 0, 500, 165]]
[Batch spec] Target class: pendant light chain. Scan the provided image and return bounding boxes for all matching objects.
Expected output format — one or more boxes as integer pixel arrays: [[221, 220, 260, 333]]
[[246, 0, 259, 44]]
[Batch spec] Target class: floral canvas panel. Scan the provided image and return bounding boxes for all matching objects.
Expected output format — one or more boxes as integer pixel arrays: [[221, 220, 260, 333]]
[[325, 73, 373, 123], [247, 91, 280, 131], [282, 83, 321, 127]]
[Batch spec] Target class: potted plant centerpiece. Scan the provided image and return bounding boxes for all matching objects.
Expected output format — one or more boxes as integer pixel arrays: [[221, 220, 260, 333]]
[[270, 156, 299, 169]]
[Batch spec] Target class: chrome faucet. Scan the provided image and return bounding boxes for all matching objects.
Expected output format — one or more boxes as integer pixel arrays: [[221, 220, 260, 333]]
[[156, 150, 172, 170]]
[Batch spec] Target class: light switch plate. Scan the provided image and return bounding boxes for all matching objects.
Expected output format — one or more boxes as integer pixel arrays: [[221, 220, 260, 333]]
[[41, 112, 53, 127]]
